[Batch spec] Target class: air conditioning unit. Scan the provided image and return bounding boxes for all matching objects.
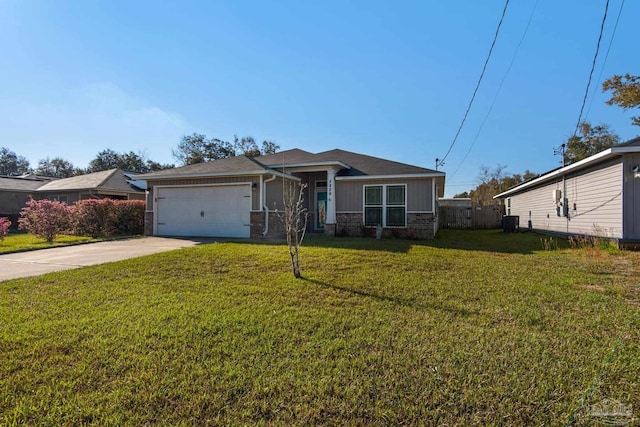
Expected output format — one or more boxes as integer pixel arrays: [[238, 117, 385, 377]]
[[552, 189, 562, 204]]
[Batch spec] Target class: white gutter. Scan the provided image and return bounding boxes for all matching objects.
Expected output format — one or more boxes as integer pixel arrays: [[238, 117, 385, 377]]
[[336, 172, 445, 180], [493, 146, 640, 199], [262, 174, 277, 237]]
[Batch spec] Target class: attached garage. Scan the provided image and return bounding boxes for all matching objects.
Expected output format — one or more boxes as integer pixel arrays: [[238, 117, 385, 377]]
[[155, 184, 252, 238]]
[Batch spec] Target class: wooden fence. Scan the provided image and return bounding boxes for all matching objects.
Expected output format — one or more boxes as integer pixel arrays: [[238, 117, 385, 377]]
[[439, 205, 504, 230]]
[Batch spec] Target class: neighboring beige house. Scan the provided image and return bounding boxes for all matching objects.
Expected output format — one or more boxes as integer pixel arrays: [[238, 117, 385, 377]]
[[35, 169, 146, 203], [0, 175, 54, 226], [0, 169, 145, 227], [494, 136, 640, 247], [137, 149, 446, 239]]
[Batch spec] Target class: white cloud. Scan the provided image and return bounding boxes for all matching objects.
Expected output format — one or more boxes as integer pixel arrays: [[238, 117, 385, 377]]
[[0, 82, 189, 168]]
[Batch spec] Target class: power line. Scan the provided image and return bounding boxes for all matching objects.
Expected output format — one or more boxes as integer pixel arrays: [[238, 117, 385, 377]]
[[448, 0, 539, 181], [436, 0, 511, 168], [573, 0, 610, 136], [584, 0, 625, 120]]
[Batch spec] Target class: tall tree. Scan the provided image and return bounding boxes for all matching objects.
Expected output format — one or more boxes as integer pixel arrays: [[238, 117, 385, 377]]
[[233, 135, 260, 157], [35, 157, 77, 178], [564, 122, 619, 165], [172, 133, 280, 166], [465, 165, 536, 205], [172, 134, 210, 165], [602, 73, 640, 126], [87, 149, 122, 172], [0, 147, 31, 176], [261, 140, 279, 155], [87, 149, 173, 173]]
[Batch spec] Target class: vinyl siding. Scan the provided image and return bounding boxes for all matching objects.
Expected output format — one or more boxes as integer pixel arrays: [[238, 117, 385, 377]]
[[507, 159, 623, 238], [623, 153, 640, 239], [265, 177, 286, 211]]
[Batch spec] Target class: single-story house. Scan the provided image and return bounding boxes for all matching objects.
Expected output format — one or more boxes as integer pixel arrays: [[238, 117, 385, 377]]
[[494, 136, 640, 246], [35, 169, 146, 203], [0, 169, 145, 227], [0, 175, 54, 226], [136, 148, 446, 239]]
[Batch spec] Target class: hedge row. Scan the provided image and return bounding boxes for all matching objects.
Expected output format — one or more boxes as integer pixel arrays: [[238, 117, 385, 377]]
[[18, 198, 145, 242]]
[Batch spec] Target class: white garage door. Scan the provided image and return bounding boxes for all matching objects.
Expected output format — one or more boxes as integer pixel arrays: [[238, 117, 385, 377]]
[[155, 185, 252, 238]]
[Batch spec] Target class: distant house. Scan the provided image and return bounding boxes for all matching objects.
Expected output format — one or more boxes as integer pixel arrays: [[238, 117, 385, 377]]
[[0, 169, 145, 227], [0, 175, 54, 226], [35, 169, 146, 203], [494, 136, 640, 246], [136, 149, 445, 239]]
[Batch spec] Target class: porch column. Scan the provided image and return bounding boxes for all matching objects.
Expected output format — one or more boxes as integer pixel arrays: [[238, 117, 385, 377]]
[[326, 169, 337, 225]]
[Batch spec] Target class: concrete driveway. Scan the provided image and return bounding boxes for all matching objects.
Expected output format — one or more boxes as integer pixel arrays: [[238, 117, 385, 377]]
[[0, 237, 210, 281]]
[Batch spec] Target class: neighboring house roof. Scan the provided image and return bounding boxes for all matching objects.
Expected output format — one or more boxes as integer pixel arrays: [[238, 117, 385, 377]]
[[16, 173, 57, 181], [495, 136, 640, 199], [0, 176, 48, 192], [37, 169, 144, 194]]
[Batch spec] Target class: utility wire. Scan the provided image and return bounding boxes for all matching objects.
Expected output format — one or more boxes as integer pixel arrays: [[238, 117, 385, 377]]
[[573, 0, 610, 136], [584, 0, 625, 120], [449, 0, 539, 181], [437, 0, 510, 167]]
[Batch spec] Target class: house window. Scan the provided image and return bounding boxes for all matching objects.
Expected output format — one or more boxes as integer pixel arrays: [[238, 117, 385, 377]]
[[48, 195, 68, 203], [364, 184, 406, 227]]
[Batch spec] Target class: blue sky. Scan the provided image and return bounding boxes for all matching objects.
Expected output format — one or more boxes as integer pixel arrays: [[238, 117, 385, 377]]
[[1, 0, 638, 196]]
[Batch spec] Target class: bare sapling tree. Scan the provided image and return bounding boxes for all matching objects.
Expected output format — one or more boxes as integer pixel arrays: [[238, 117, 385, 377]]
[[279, 180, 309, 278]]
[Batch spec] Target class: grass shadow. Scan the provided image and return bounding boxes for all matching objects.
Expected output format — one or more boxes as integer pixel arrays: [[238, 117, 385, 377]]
[[300, 277, 478, 317], [297, 229, 567, 255]]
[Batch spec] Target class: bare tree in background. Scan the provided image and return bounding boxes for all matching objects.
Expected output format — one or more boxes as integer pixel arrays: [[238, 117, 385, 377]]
[[278, 180, 308, 278]]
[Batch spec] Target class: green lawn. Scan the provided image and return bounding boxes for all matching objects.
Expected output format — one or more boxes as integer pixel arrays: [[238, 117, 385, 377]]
[[1, 230, 638, 425], [0, 233, 98, 254]]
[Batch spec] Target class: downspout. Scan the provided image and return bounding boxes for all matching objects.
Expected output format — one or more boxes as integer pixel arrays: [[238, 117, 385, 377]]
[[262, 174, 277, 237]]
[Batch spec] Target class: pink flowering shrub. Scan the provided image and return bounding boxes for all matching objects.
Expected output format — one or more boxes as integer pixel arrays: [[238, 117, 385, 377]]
[[112, 200, 145, 235], [18, 198, 72, 243], [72, 199, 145, 237], [72, 199, 117, 238], [18, 198, 146, 241], [0, 217, 11, 242]]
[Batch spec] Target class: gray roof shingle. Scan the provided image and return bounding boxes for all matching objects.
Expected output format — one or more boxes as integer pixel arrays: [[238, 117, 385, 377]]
[[37, 169, 116, 191], [0, 177, 47, 191], [137, 149, 442, 180], [259, 148, 439, 176], [36, 169, 144, 194], [136, 156, 271, 179]]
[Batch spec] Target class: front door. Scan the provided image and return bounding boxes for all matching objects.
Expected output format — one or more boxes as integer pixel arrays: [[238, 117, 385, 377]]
[[316, 190, 327, 230]]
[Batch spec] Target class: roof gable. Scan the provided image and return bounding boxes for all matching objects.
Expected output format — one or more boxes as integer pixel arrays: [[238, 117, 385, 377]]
[[313, 149, 439, 176], [36, 169, 143, 194], [258, 148, 440, 176], [256, 149, 316, 166], [38, 169, 117, 191]]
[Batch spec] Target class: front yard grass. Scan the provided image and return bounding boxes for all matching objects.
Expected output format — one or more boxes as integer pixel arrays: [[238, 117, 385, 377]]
[[1, 230, 638, 425], [0, 233, 98, 254]]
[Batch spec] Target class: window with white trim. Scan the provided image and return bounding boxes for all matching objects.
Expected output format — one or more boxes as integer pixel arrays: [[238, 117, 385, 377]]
[[364, 184, 406, 227]]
